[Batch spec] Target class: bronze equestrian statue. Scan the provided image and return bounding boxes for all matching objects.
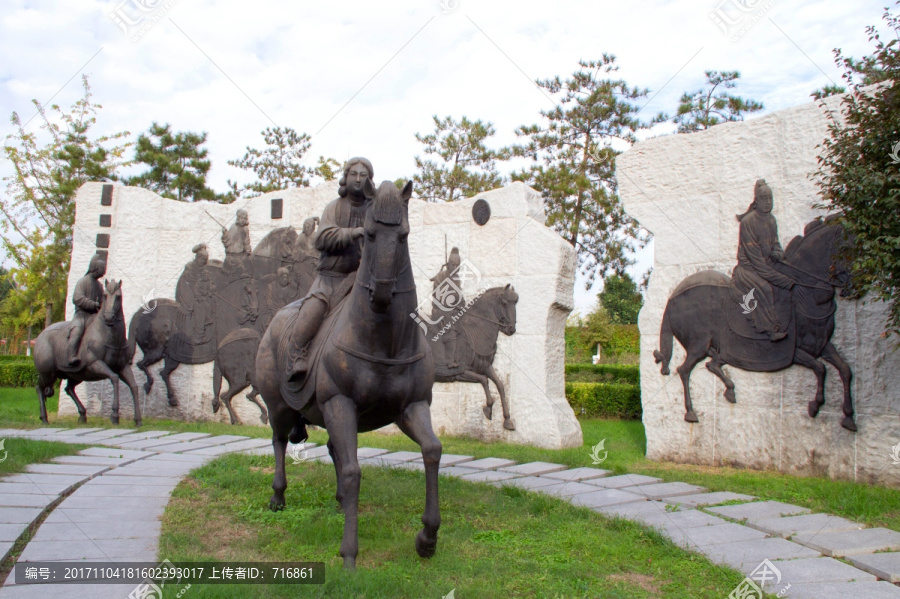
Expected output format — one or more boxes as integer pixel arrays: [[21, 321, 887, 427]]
[[33, 254, 141, 425], [256, 176, 440, 570], [653, 181, 856, 431]]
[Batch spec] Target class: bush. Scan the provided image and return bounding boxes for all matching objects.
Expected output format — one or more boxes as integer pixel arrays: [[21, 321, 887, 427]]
[[0, 360, 38, 387], [565, 363, 639, 385], [565, 382, 641, 419]]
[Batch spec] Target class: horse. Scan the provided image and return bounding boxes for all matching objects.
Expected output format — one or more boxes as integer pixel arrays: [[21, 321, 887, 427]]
[[33, 279, 141, 426], [256, 179, 439, 570], [211, 328, 268, 425], [653, 218, 857, 431], [428, 285, 518, 430]]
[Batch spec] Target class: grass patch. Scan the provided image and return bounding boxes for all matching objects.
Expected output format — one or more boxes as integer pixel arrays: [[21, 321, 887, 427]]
[[0, 438, 87, 477], [159, 453, 745, 598]]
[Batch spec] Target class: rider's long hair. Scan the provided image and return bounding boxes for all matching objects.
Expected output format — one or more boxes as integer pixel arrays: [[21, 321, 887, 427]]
[[736, 179, 772, 222], [338, 157, 374, 198]]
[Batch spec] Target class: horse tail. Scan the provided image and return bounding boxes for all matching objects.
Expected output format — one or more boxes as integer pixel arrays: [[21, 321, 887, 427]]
[[653, 304, 673, 375]]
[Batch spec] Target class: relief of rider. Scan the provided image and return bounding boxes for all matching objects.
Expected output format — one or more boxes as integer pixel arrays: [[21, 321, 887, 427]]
[[731, 179, 795, 341], [222, 209, 252, 279], [286, 157, 374, 384], [66, 253, 106, 367], [430, 247, 464, 370]]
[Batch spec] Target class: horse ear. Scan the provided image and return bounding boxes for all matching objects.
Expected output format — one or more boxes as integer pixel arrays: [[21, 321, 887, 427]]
[[363, 178, 376, 200], [118, 279, 123, 289], [400, 180, 413, 204]]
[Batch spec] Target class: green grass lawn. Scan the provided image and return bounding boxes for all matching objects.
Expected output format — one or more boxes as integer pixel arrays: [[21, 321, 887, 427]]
[[0, 438, 87, 477], [159, 453, 746, 598]]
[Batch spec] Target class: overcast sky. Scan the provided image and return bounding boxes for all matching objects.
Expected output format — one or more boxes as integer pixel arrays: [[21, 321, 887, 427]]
[[0, 0, 886, 312]]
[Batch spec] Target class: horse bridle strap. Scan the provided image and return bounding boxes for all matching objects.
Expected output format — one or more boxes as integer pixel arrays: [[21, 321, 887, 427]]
[[333, 338, 425, 365]]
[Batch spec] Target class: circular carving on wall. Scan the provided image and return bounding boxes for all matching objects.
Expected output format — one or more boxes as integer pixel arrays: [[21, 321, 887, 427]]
[[472, 199, 491, 226]]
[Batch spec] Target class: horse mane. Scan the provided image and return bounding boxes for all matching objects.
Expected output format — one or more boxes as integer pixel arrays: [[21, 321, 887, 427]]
[[784, 218, 841, 261], [371, 181, 404, 225]]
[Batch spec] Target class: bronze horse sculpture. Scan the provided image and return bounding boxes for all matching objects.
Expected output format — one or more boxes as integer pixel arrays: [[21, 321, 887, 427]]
[[256, 180, 440, 569], [653, 218, 857, 430], [33, 279, 141, 426]]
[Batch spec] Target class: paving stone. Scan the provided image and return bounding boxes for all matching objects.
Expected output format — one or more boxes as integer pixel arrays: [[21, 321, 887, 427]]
[[18, 539, 110, 561], [302, 446, 331, 459], [624, 481, 706, 499], [77, 447, 154, 460], [784, 581, 900, 599], [764, 556, 877, 587], [113, 430, 172, 440], [439, 466, 481, 478], [60, 494, 169, 510], [25, 463, 109, 477], [661, 491, 756, 508], [707, 500, 811, 521], [86, 475, 181, 487], [0, 483, 58, 496], [583, 473, 662, 488], [27, 522, 90, 542], [1, 474, 85, 495], [748, 513, 864, 539], [51, 455, 134, 467], [360, 456, 414, 469], [700, 537, 820, 571], [496, 476, 561, 491], [392, 461, 425, 472], [113, 437, 185, 450], [97, 432, 169, 445], [71, 428, 136, 441], [0, 523, 27, 542], [662, 522, 768, 549], [499, 461, 567, 476], [196, 435, 250, 446], [537, 481, 605, 497], [0, 507, 42, 524], [357, 447, 389, 459], [74, 484, 174, 498], [462, 457, 517, 470], [104, 464, 196, 478], [187, 444, 248, 457], [0, 429, 27, 438], [0, 494, 53, 509], [312, 455, 333, 465], [157, 432, 211, 442], [460, 470, 522, 483], [216, 438, 272, 453], [793, 528, 900, 557], [642, 509, 727, 530], [51, 428, 103, 437], [376, 451, 421, 462], [596, 500, 675, 523], [242, 446, 273, 456], [567, 488, 646, 509], [847, 552, 900, 582], [414, 454, 473, 466], [35, 520, 162, 542], [20, 428, 64, 437], [0, 541, 12, 561], [540, 467, 610, 482], [45, 506, 165, 523], [152, 441, 220, 453], [142, 453, 209, 464]]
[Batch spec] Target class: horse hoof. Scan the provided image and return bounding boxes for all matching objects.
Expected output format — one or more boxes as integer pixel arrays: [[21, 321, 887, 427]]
[[724, 389, 736, 404], [143, 383, 152, 394], [212, 401, 219, 413], [342, 557, 356, 570], [134, 420, 142, 427], [168, 398, 178, 407], [415, 530, 437, 558], [807, 401, 821, 418], [503, 418, 516, 431], [684, 411, 699, 423], [110, 416, 120, 425], [259, 413, 269, 425], [269, 497, 285, 512], [78, 414, 87, 423], [40, 418, 49, 425], [841, 416, 857, 432], [483, 406, 492, 420]]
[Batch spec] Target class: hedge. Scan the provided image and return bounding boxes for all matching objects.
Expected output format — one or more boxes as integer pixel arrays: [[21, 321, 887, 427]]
[[0, 355, 30, 363], [0, 360, 38, 388], [565, 382, 641, 420], [564, 364, 639, 385]]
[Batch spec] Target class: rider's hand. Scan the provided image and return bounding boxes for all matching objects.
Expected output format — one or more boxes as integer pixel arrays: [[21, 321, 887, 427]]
[[352, 227, 365, 240]]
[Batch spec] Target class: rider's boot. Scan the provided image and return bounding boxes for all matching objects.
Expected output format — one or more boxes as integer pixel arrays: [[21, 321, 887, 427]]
[[286, 299, 327, 385], [66, 332, 82, 368]]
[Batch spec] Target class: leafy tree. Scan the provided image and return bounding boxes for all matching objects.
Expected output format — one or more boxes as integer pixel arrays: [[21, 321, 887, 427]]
[[671, 70, 764, 133], [510, 55, 651, 286], [1, 75, 130, 327], [811, 84, 846, 100], [413, 115, 506, 202], [127, 122, 216, 202], [598, 273, 643, 325], [815, 4, 900, 339], [313, 156, 342, 182]]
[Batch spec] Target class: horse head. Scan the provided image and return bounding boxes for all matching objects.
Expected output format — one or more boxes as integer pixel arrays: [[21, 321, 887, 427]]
[[784, 218, 854, 294], [359, 179, 414, 314], [102, 279, 123, 325], [497, 283, 518, 336]]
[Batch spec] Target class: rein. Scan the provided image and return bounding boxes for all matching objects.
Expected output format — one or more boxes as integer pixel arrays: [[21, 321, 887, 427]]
[[778, 261, 835, 291]]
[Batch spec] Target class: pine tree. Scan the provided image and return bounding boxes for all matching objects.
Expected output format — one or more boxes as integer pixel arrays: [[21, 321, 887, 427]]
[[671, 70, 764, 133], [127, 122, 216, 202]]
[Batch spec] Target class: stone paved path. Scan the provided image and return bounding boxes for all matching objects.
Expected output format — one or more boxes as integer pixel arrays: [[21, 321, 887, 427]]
[[0, 427, 898, 598]]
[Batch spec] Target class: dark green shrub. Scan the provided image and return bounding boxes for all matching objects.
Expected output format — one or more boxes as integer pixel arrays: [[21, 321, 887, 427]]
[[565, 382, 641, 419], [0, 360, 38, 387], [565, 364, 639, 385]]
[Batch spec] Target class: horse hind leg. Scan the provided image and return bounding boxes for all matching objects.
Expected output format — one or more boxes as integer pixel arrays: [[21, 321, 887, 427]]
[[246, 386, 268, 425], [64, 380, 87, 423], [160, 356, 180, 407], [455, 370, 493, 420], [705, 351, 736, 404], [119, 365, 142, 427], [486, 365, 514, 430], [678, 345, 708, 423], [136, 345, 164, 394], [821, 342, 856, 432], [35, 374, 56, 425], [219, 377, 245, 425], [793, 348, 827, 420], [267, 403, 297, 512]]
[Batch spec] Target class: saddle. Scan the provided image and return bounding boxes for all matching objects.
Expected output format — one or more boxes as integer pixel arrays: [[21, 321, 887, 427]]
[[46, 320, 84, 373]]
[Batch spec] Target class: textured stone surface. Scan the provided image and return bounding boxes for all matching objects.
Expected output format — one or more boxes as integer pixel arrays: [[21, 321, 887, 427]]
[[567, 488, 645, 509], [463, 457, 517, 470], [748, 513, 864, 539], [499, 461, 567, 476], [700, 537, 820, 571], [541, 467, 610, 482], [793, 528, 900, 557], [64, 181, 581, 449], [707, 500, 810, 521], [536, 482, 603, 497], [618, 93, 900, 487], [497, 476, 561, 491], [661, 491, 755, 508], [460, 470, 522, 483], [623, 482, 706, 499], [784, 581, 900, 599], [847, 552, 900, 582], [584, 474, 661, 488], [416, 454, 473, 467], [766, 557, 876, 587], [662, 522, 768, 549]]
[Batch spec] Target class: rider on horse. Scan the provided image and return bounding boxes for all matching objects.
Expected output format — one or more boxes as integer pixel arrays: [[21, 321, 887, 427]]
[[286, 157, 374, 384], [66, 253, 106, 367]]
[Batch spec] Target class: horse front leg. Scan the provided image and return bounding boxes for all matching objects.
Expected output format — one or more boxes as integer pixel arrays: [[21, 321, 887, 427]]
[[119, 365, 142, 427], [35, 374, 55, 425], [212, 360, 222, 414], [160, 356, 180, 407], [456, 370, 493, 420], [220, 379, 246, 425], [678, 346, 708, 423], [821, 342, 856, 431], [793, 348, 827, 419], [397, 399, 441, 559], [246, 386, 268, 425], [485, 365, 514, 430], [705, 352, 737, 404], [86, 361, 121, 425], [64, 380, 87, 423], [268, 403, 295, 512], [321, 394, 360, 569]]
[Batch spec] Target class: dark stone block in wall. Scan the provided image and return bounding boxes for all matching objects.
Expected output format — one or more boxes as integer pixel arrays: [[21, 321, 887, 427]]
[[472, 199, 491, 226], [96, 233, 110, 248], [271, 198, 283, 219], [99, 214, 112, 227], [101, 184, 113, 206]]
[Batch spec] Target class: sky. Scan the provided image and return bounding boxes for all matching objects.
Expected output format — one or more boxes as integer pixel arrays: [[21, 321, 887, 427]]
[[0, 0, 887, 313]]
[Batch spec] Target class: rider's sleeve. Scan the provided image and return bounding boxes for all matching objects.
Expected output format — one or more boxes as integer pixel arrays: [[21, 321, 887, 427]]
[[315, 201, 354, 252], [72, 278, 99, 311], [740, 222, 795, 289]]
